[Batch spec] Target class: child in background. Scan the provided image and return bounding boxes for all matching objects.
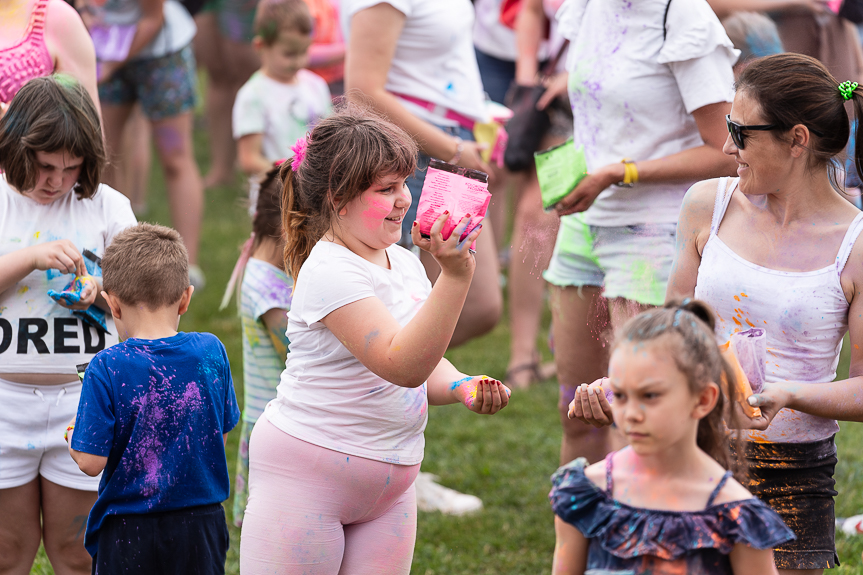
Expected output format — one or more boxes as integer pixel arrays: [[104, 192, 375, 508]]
[[551, 301, 793, 575], [240, 104, 510, 575], [0, 75, 136, 574], [220, 165, 293, 527], [68, 223, 240, 574], [233, 0, 331, 210]]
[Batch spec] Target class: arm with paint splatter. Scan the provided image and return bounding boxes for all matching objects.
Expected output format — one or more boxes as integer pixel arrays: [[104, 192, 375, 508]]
[[425, 358, 510, 414], [321, 215, 480, 388], [666, 179, 719, 303], [261, 307, 289, 359], [555, 102, 737, 216], [745, 237, 863, 426], [0, 240, 88, 294]]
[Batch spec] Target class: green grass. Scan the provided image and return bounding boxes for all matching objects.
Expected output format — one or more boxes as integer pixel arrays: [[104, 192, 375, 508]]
[[30, 114, 863, 574]]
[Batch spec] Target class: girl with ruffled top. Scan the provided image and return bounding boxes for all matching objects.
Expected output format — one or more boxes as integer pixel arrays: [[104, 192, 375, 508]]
[[550, 301, 793, 574]]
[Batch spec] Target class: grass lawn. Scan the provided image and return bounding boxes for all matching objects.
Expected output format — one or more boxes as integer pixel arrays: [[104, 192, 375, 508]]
[[30, 117, 863, 574]]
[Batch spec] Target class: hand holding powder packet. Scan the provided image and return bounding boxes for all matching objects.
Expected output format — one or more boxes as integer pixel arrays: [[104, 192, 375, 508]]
[[417, 159, 490, 249], [719, 328, 767, 417], [535, 138, 588, 211]]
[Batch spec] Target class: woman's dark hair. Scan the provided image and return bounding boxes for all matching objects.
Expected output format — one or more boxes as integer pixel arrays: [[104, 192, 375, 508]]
[[613, 300, 744, 479], [281, 102, 417, 279], [253, 165, 285, 251], [736, 53, 862, 190], [0, 75, 105, 199]]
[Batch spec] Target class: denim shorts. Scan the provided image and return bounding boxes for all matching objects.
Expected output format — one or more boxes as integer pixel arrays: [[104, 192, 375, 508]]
[[543, 213, 676, 306], [99, 45, 198, 121], [475, 48, 515, 105], [400, 124, 476, 249]]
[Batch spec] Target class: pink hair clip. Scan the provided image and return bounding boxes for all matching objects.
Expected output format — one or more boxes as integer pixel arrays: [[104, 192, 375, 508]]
[[274, 158, 287, 167], [290, 137, 307, 171]]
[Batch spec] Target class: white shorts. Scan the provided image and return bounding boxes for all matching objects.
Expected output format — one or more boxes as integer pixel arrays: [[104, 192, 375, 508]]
[[0, 377, 100, 491]]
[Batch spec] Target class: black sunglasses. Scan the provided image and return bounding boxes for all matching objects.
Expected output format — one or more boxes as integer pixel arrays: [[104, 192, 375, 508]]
[[725, 115, 776, 149]]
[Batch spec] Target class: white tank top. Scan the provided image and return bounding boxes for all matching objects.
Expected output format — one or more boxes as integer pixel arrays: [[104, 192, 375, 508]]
[[694, 177, 863, 443]]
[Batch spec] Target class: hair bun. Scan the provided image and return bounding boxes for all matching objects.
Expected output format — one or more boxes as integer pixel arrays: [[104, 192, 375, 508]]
[[663, 299, 717, 331]]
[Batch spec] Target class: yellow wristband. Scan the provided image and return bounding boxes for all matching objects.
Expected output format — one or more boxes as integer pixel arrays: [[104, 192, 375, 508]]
[[621, 159, 638, 186]]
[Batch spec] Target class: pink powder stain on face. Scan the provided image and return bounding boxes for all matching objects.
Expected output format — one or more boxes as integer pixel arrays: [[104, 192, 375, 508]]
[[361, 200, 392, 230]]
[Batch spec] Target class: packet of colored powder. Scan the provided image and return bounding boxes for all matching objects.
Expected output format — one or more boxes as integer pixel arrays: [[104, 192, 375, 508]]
[[719, 339, 762, 418], [730, 328, 767, 394], [534, 138, 588, 211], [417, 159, 490, 249]]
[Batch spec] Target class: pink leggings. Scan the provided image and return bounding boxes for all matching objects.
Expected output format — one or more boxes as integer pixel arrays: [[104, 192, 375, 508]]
[[240, 415, 421, 574]]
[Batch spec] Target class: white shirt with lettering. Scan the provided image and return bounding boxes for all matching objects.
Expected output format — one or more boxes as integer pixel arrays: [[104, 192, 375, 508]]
[[0, 176, 136, 374]]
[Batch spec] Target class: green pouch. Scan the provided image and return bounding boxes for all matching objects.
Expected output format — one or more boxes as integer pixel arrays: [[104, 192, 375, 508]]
[[534, 138, 587, 210]]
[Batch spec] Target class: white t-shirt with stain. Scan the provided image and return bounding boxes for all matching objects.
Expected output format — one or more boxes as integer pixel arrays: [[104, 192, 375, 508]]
[[265, 241, 432, 465]]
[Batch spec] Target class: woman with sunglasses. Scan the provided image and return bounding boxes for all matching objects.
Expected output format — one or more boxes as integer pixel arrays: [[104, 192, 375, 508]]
[[571, 52, 863, 574]]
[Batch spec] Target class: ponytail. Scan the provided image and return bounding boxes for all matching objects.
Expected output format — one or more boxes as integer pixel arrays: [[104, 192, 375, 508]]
[[280, 162, 317, 280]]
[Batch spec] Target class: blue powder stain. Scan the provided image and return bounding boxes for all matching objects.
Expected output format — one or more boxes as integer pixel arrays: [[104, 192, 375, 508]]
[[346, 457, 349, 463], [449, 376, 473, 391]]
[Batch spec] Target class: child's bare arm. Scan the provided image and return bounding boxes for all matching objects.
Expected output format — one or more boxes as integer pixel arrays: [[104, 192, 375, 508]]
[[261, 308, 290, 359], [426, 358, 510, 413], [66, 426, 108, 477], [321, 214, 480, 387], [0, 241, 87, 293], [552, 518, 589, 575], [729, 543, 779, 575], [237, 134, 274, 176]]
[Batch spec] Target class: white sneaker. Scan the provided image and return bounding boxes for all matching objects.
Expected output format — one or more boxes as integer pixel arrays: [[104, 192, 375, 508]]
[[189, 265, 206, 290], [415, 472, 483, 516]]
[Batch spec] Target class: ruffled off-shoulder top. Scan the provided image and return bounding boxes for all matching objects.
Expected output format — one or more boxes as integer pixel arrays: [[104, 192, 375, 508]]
[[549, 455, 795, 575]]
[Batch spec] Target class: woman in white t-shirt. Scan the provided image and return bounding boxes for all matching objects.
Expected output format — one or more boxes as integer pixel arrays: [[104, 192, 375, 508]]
[[545, 0, 739, 571], [239, 106, 511, 575], [0, 77, 136, 575], [343, 0, 503, 347]]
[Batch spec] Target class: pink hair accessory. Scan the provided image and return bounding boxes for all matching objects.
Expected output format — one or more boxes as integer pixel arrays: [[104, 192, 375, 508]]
[[290, 137, 307, 171], [274, 158, 287, 167]]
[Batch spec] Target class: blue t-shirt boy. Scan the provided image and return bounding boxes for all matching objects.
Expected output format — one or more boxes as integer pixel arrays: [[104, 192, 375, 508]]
[[71, 331, 241, 557]]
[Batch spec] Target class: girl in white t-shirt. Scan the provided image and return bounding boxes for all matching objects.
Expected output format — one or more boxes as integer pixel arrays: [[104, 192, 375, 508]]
[[0, 76, 136, 574], [239, 105, 510, 574]]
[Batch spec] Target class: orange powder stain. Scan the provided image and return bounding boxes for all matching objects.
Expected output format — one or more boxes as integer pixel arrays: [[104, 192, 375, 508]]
[[855, 344, 860, 350], [741, 293, 749, 297], [733, 317, 742, 327], [733, 295, 740, 302], [745, 319, 755, 327]]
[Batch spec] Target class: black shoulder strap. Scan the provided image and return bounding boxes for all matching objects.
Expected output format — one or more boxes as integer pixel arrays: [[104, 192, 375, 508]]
[[663, 0, 672, 42]]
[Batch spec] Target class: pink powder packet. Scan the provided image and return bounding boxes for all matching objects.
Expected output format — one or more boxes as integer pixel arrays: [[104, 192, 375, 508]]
[[417, 159, 490, 249], [730, 328, 767, 394]]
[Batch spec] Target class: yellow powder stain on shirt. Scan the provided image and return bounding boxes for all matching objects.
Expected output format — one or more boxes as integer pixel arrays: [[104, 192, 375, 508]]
[[17, 286, 29, 295], [33, 231, 40, 239]]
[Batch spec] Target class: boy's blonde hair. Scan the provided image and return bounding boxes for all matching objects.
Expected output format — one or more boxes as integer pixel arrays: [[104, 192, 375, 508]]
[[254, 0, 313, 45], [102, 223, 189, 309]]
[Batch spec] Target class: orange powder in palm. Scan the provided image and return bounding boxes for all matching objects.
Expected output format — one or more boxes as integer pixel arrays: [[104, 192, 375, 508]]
[[719, 341, 761, 418]]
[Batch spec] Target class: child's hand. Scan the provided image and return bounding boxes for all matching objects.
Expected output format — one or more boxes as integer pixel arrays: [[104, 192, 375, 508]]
[[28, 240, 87, 276], [453, 375, 510, 415], [568, 378, 614, 427], [57, 275, 99, 310], [411, 213, 482, 280]]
